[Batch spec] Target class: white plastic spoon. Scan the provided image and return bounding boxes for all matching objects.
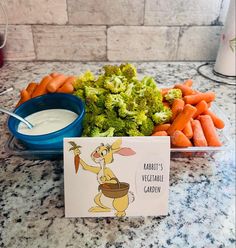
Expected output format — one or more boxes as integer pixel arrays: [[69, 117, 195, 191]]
[[0, 107, 33, 129]]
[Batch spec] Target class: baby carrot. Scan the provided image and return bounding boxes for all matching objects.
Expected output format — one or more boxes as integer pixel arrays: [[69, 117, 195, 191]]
[[16, 83, 37, 107], [174, 84, 194, 96], [64, 76, 76, 85], [56, 82, 74, 94], [171, 130, 192, 147], [171, 98, 185, 121], [183, 121, 193, 139], [161, 88, 171, 97], [183, 79, 193, 87], [198, 115, 222, 146], [192, 100, 208, 119], [153, 123, 171, 132], [167, 104, 197, 135], [151, 131, 168, 136], [26, 82, 38, 97], [47, 74, 67, 93], [50, 72, 61, 78], [184, 92, 215, 105], [31, 75, 52, 98], [191, 120, 208, 147], [203, 109, 225, 129], [17, 89, 31, 106]]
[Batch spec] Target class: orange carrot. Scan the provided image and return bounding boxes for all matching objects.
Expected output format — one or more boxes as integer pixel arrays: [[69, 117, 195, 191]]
[[26, 82, 38, 97], [31, 75, 52, 98], [171, 130, 192, 147], [167, 104, 197, 135], [174, 84, 194, 96], [191, 120, 208, 147], [56, 82, 74, 94], [183, 79, 193, 87], [153, 123, 171, 132], [151, 131, 168, 136], [203, 109, 225, 129], [47, 74, 67, 93], [16, 89, 31, 107], [16, 83, 37, 107], [171, 98, 185, 121], [198, 115, 222, 146], [184, 92, 215, 105], [50, 72, 61, 78], [161, 88, 171, 97], [192, 100, 208, 119], [183, 121, 193, 139], [64, 76, 76, 85]]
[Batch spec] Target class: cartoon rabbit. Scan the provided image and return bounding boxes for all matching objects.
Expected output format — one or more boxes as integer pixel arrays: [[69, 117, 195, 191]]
[[71, 138, 135, 217]]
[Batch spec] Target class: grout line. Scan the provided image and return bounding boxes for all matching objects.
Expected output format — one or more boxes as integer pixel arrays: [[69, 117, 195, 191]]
[[142, 0, 146, 26], [65, 0, 69, 24], [0, 23, 225, 27], [105, 26, 108, 61], [30, 25, 37, 61]]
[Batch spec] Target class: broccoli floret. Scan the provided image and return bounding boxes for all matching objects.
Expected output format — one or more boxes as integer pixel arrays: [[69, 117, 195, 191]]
[[103, 65, 121, 77], [120, 63, 137, 80], [94, 114, 107, 128], [141, 76, 157, 89], [131, 110, 148, 125], [127, 128, 144, 136], [84, 86, 107, 102], [118, 104, 137, 118], [74, 71, 95, 89], [140, 118, 154, 136], [164, 89, 182, 104], [90, 127, 115, 137], [104, 76, 127, 93], [105, 94, 125, 110], [152, 107, 172, 125]]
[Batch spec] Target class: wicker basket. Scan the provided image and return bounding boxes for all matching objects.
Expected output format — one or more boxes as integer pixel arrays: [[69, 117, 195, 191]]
[[98, 177, 129, 198]]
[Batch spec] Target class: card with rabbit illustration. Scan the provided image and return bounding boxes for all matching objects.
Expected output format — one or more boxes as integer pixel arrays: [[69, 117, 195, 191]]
[[64, 137, 170, 217]]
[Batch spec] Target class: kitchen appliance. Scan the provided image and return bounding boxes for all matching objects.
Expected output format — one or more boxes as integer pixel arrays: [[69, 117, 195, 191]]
[[214, 0, 236, 78]]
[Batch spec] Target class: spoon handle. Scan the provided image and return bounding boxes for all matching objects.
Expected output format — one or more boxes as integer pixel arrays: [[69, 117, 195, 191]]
[[0, 107, 33, 129]]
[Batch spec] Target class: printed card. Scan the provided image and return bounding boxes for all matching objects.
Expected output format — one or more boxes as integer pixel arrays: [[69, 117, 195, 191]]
[[64, 137, 170, 217]]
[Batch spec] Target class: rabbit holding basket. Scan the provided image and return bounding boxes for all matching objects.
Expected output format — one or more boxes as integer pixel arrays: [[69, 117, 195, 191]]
[[69, 138, 136, 217]]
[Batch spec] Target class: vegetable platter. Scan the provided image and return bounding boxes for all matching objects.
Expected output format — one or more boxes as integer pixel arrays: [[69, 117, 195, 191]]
[[6, 64, 230, 159]]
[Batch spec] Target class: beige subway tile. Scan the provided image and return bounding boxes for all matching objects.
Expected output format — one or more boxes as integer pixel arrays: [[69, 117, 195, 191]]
[[177, 26, 222, 61], [107, 26, 179, 61], [145, 0, 222, 25], [68, 0, 144, 25], [0, 25, 35, 61], [33, 25, 106, 61], [0, 0, 67, 24]]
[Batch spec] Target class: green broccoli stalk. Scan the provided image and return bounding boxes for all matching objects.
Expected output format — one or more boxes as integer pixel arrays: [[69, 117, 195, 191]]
[[90, 127, 115, 137], [164, 89, 182, 104]]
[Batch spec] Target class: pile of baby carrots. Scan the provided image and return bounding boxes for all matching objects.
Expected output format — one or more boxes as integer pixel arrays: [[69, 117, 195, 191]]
[[152, 80, 224, 147], [16, 73, 76, 107]]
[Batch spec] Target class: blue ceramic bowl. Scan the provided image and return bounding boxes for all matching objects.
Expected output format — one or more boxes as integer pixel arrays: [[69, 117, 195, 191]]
[[8, 93, 85, 150]]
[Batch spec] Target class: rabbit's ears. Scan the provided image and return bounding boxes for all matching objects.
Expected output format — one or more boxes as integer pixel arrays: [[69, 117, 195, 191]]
[[111, 138, 136, 156]]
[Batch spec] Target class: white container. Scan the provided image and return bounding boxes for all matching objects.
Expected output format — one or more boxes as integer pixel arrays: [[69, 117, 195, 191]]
[[214, 0, 236, 77]]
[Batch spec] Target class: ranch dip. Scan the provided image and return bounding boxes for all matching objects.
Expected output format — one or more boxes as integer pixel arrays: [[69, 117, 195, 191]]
[[17, 109, 78, 135]]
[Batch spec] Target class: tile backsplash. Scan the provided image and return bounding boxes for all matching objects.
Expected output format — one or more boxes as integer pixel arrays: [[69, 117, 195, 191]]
[[0, 0, 230, 61]]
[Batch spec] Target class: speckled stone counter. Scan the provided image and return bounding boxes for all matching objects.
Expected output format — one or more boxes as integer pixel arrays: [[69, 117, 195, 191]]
[[0, 62, 235, 248]]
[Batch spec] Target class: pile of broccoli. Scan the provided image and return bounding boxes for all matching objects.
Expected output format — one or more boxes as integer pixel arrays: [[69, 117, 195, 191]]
[[74, 64, 172, 137]]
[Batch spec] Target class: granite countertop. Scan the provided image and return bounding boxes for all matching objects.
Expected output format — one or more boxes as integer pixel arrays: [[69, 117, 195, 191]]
[[0, 62, 235, 248]]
